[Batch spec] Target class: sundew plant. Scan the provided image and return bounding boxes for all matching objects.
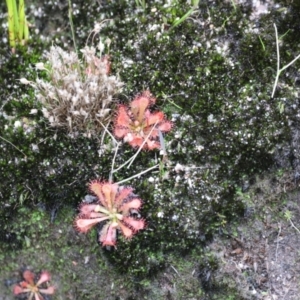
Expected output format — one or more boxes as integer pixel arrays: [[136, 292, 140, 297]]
[[1, 0, 300, 298]]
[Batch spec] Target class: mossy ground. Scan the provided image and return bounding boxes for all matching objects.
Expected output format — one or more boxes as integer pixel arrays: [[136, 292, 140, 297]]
[[1, 0, 300, 299]]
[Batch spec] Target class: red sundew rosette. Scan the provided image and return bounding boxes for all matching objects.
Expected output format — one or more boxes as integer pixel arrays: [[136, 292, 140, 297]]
[[74, 180, 145, 247]]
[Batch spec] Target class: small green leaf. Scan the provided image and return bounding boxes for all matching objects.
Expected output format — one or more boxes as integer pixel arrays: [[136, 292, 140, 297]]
[[24, 235, 31, 247]]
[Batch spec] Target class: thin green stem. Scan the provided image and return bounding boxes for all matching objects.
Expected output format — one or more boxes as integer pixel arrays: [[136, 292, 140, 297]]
[[272, 23, 300, 98], [111, 122, 159, 174], [280, 53, 300, 72], [230, 0, 237, 11], [109, 142, 120, 183], [6, 0, 16, 49], [258, 35, 265, 51], [116, 164, 159, 185], [5, 0, 29, 51], [125, 120, 159, 169], [170, 8, 195, 30], [271, 24, 280, 98], [289, 218, 300, 235], [99, 121, 118, 144], [68, 0, 78, 55], [0, 135, 27, 158], [18, 0, 25, 41]]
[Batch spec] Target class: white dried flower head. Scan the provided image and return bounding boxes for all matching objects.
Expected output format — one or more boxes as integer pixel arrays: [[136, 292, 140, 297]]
[[76, 87, 84, 96], [74, 81, 81, 89], [64, 74, 77, 86], [79, 108, 88, 116], [48, 91, 56, 100], [124, 133, 134, 143], [148, 177, 155, 183], [58, 90, 70, 99], [105, 38, 111, 48], [33, 42, 123, 137], [157, 211, 164, 218], [72, 96, 78, 104], [49, 116, 54, 124], [89, 81, 97, 91], [14, 120, 22, 128], [36, 94, 44, 103], [19, 78, 31, 85], [67, 116, 72, 127], [172, 215, 179, 221], [41, 108, 49, 118], [93, 22, 102, 34], [96, 109, 110, 117], [98, 39, 105, 53], [207, 114, 216, 123], [196, 145, 204, 152], [174, 163, 185, 173], [80, 46, 96, 63], [31, 144, 39, 152], [35, 62, 46, 70], [29, 109, 38, 114]]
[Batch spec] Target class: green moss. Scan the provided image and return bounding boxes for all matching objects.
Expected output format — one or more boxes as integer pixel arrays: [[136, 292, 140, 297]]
[[1, 0, 300, 298]]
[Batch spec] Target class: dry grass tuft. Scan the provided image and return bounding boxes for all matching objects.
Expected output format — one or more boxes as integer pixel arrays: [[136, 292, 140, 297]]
[[34, 45, 123, 138]]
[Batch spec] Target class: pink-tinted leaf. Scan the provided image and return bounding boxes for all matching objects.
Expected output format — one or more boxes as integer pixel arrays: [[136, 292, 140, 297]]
[[120, 198, 142, 215], [85, 211, 107, 218], [79, 204, 99, 216], [123, 217, 145, 231], [146, 111, 165, 126], [99, 223, 117, 247], [39, 286, 55, 295], [114, 187, 134, 207], [36, 271, 51, 286], [128, 136, 144, 148], [131, 95, 150, 123], [115, 105, 131, 127], [158, 120, 173, 132], [23, 270, 35, 285], [74, 217, 108, 233], [118, 222, 134, 239], [100, 55, 111, 75], [13, 285, 25, 295], [145, 140, 160, 150], [34, 294, 44, 300], [101, 183, 118, 210], [19, 281, 29, 288], [89, 180, 107, 207], [114, 126, 130, 139]]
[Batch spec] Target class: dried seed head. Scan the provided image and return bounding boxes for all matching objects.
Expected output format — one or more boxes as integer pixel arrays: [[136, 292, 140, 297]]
[[33, 44, 123, 138]]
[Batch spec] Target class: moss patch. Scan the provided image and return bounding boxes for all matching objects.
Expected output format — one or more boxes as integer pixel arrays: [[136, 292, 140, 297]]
[[1, 0, 300, 298]]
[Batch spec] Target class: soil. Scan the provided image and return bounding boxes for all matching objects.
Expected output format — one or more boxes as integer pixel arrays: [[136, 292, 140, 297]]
[[209, 170, 300, 299]]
